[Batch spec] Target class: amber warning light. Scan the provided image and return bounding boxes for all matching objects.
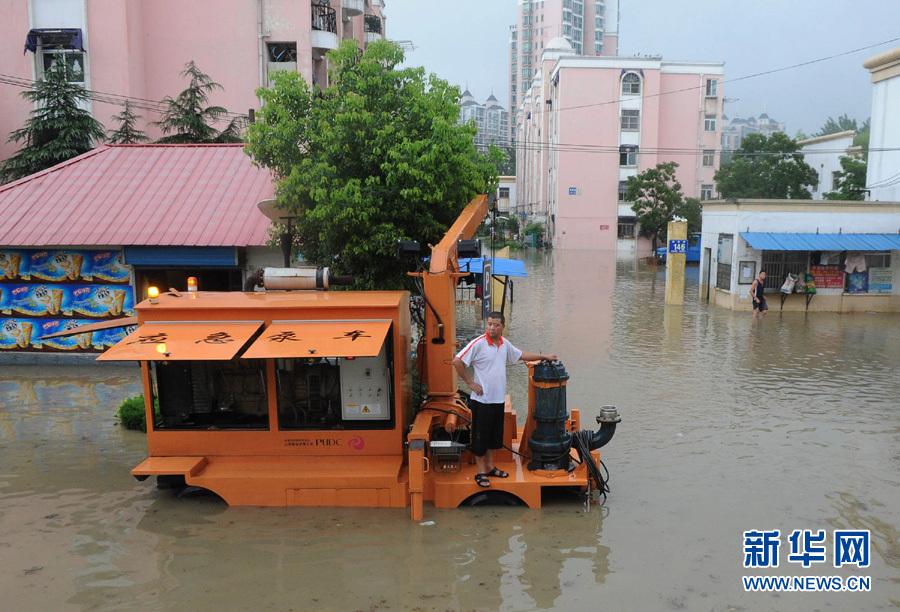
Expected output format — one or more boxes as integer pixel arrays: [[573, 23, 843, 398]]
[[187, 277, 198, 292], [147, 286, 160, 304]]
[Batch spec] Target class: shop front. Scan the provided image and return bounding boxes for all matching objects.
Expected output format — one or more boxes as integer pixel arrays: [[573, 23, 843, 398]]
[[700, 200, 900, 313]]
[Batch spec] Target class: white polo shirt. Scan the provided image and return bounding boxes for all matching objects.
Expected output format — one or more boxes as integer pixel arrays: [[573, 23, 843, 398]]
[[456, 334, 523, 404]]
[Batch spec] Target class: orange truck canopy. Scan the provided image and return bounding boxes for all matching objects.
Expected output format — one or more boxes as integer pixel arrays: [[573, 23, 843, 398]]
[[97, 322, 262, 361], [242, 320, 391, 359]]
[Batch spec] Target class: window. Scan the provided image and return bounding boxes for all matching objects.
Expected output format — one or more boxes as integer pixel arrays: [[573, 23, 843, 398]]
[[831, 171, 842, 191], [276, 358, 342, 430], [40, 50, 85, 83], [705, 79, 718, 97], [621, 72, 641, 95], [619, 145, 638, 167], [702, 149, 715, 167], [716, 234, 733, 290], [704, 115, 717, 132], [761, 251, 809, 291], [866, 251, 891, 268], [152, 360, 269, 430], [618, 221, 636, 238], [499, 187, 510, 198], [620, 109, 640, 131], [267, 42, 297, 62], [618, 180, 628, 202], [701, 184, 715, 200]]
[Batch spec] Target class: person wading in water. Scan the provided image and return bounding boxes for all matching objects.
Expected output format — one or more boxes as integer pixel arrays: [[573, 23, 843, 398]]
[[750, 270, 768, 320]]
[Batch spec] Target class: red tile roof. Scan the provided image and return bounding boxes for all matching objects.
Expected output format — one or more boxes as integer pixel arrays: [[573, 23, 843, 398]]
[[0, 144, 275, 247]]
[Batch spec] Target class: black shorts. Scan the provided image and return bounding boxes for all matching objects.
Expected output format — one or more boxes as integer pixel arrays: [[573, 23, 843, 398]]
[[753, 298, 768, 311], [469, 399, 505, 456]]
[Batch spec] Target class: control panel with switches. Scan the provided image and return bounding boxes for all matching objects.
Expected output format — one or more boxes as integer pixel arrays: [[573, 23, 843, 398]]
[[340, 347, 391, 420]]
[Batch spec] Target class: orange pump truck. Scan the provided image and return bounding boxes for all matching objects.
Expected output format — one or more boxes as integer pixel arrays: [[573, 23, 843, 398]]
[[52, 195, 620, 519]]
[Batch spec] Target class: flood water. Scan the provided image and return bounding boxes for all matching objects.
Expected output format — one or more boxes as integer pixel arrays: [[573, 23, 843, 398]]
[[1, 252, 898, 611]]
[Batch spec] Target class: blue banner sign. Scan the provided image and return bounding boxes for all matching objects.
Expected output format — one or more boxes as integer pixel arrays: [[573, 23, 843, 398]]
[[0, 318, 134, 352], [0, 249, 135, 352], [668, 239, 688, 254]]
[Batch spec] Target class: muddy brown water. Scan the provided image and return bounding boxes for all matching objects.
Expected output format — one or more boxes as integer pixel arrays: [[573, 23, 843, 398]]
[[1, 252, 898, 611]]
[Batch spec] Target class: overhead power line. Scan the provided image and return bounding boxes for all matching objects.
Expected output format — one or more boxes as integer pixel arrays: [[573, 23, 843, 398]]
[[502, 140, 900, 157], [0, 73, 250, 120], [542, 36, 900, 114]]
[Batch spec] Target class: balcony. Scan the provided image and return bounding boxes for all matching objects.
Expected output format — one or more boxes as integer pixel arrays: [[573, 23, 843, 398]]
[[311, 3, 339, 51], [364, 14, 383, 43], [342, 0, 364, 17]]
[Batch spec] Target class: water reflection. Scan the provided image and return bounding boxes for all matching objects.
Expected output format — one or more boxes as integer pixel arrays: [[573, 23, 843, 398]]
[[0, 255, 898, 610]]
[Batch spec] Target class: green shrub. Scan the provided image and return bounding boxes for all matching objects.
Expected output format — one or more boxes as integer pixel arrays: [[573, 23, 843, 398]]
[[524, 221, 544, 236], [117, 395, 149, 431]]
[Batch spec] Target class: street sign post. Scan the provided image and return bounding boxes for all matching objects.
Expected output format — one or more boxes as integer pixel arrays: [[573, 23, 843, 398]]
[[669, 239, 688, 254]]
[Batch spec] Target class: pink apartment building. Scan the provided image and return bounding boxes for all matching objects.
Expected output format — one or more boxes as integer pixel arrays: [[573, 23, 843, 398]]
[[515, 38, 724, 253], [0, 0, 386, 161]]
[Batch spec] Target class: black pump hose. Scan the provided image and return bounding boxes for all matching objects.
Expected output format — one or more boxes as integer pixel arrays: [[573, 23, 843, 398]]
[[573, 429, 610, 499]]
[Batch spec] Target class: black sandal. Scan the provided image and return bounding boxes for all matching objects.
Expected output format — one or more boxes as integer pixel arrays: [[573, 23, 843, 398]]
[[475, 473, 491, 488], [487, 467, 509, 478]]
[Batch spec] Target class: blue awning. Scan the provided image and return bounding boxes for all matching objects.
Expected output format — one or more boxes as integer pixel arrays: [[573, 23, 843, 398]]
[[124, 246, 238, 267], [458, 257, 528, 277], [24, 28, 85, 54], [740, 233, 900, 251]]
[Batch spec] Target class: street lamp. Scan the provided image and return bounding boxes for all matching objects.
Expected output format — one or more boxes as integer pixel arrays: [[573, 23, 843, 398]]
[[257, 199, 300, 267]]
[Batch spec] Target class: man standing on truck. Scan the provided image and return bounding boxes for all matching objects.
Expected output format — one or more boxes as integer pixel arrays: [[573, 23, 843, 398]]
[[452, 311, 557, 488]]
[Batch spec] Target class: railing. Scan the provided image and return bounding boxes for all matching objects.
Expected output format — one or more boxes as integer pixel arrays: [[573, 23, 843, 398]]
[[364, 14, 383, 34], [312, 3, 337, 33]]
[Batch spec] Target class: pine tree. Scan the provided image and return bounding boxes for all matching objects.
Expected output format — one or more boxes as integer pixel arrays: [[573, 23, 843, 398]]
[[155, 61, 242, 143], [0, 62, 105, 183], [108, 101, 149, 144]]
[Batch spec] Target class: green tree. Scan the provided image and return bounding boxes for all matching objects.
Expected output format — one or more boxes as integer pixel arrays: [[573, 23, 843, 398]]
[[681, 197, 702, 234], [626, 161, 697, 251], [155, 61, 243, 143], [107, 101, 149, 144], [0, 62, 105, 183], [714, 132, 817, 199], [245, 40, 499, 289], [824, 156, 867, 201], [816, 113, 860, 136], [853, 118, 870, 154]]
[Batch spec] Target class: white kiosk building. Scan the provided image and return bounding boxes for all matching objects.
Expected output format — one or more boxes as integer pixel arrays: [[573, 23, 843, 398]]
[[699, 200, 900, 313]]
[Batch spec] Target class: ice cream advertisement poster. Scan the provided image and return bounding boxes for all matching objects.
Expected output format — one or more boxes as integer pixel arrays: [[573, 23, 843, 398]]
[[0, 284, 135, 318], [0, 318, 134, 352], [0, 249, 131, 284]]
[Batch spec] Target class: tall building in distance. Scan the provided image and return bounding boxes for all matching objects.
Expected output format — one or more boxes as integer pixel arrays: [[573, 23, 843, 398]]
[[509, 0, 620, 138], [721, 113, 786, 152], [459, 90, 510, 151], [0, 0, 387, 161]]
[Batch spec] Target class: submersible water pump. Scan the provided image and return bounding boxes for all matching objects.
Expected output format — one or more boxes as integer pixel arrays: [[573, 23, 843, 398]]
[[526, 360, 621, 477], [527, 360, 574, 471]]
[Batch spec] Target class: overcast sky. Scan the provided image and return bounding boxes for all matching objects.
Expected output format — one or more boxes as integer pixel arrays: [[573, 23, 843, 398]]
[[387, 0, 900, 135]]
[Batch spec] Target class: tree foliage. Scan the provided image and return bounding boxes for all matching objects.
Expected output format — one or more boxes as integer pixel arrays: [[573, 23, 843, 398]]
[[0, 63, 105, 183], [245, 40, 500, 289], [714, 133, 817, 199], [107, 101, 149, 144], [816, 113, 864, 137], [626, 162, 696, 250], [155, 61, 243, 143], [824, 156, 867, 201]]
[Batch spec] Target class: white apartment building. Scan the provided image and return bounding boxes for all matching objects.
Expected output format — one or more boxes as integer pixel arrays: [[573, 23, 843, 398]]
[[459, 91, 510, 152]]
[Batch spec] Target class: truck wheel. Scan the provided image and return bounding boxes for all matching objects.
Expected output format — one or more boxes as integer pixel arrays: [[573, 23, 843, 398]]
[[461, 491, 525, 507]]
